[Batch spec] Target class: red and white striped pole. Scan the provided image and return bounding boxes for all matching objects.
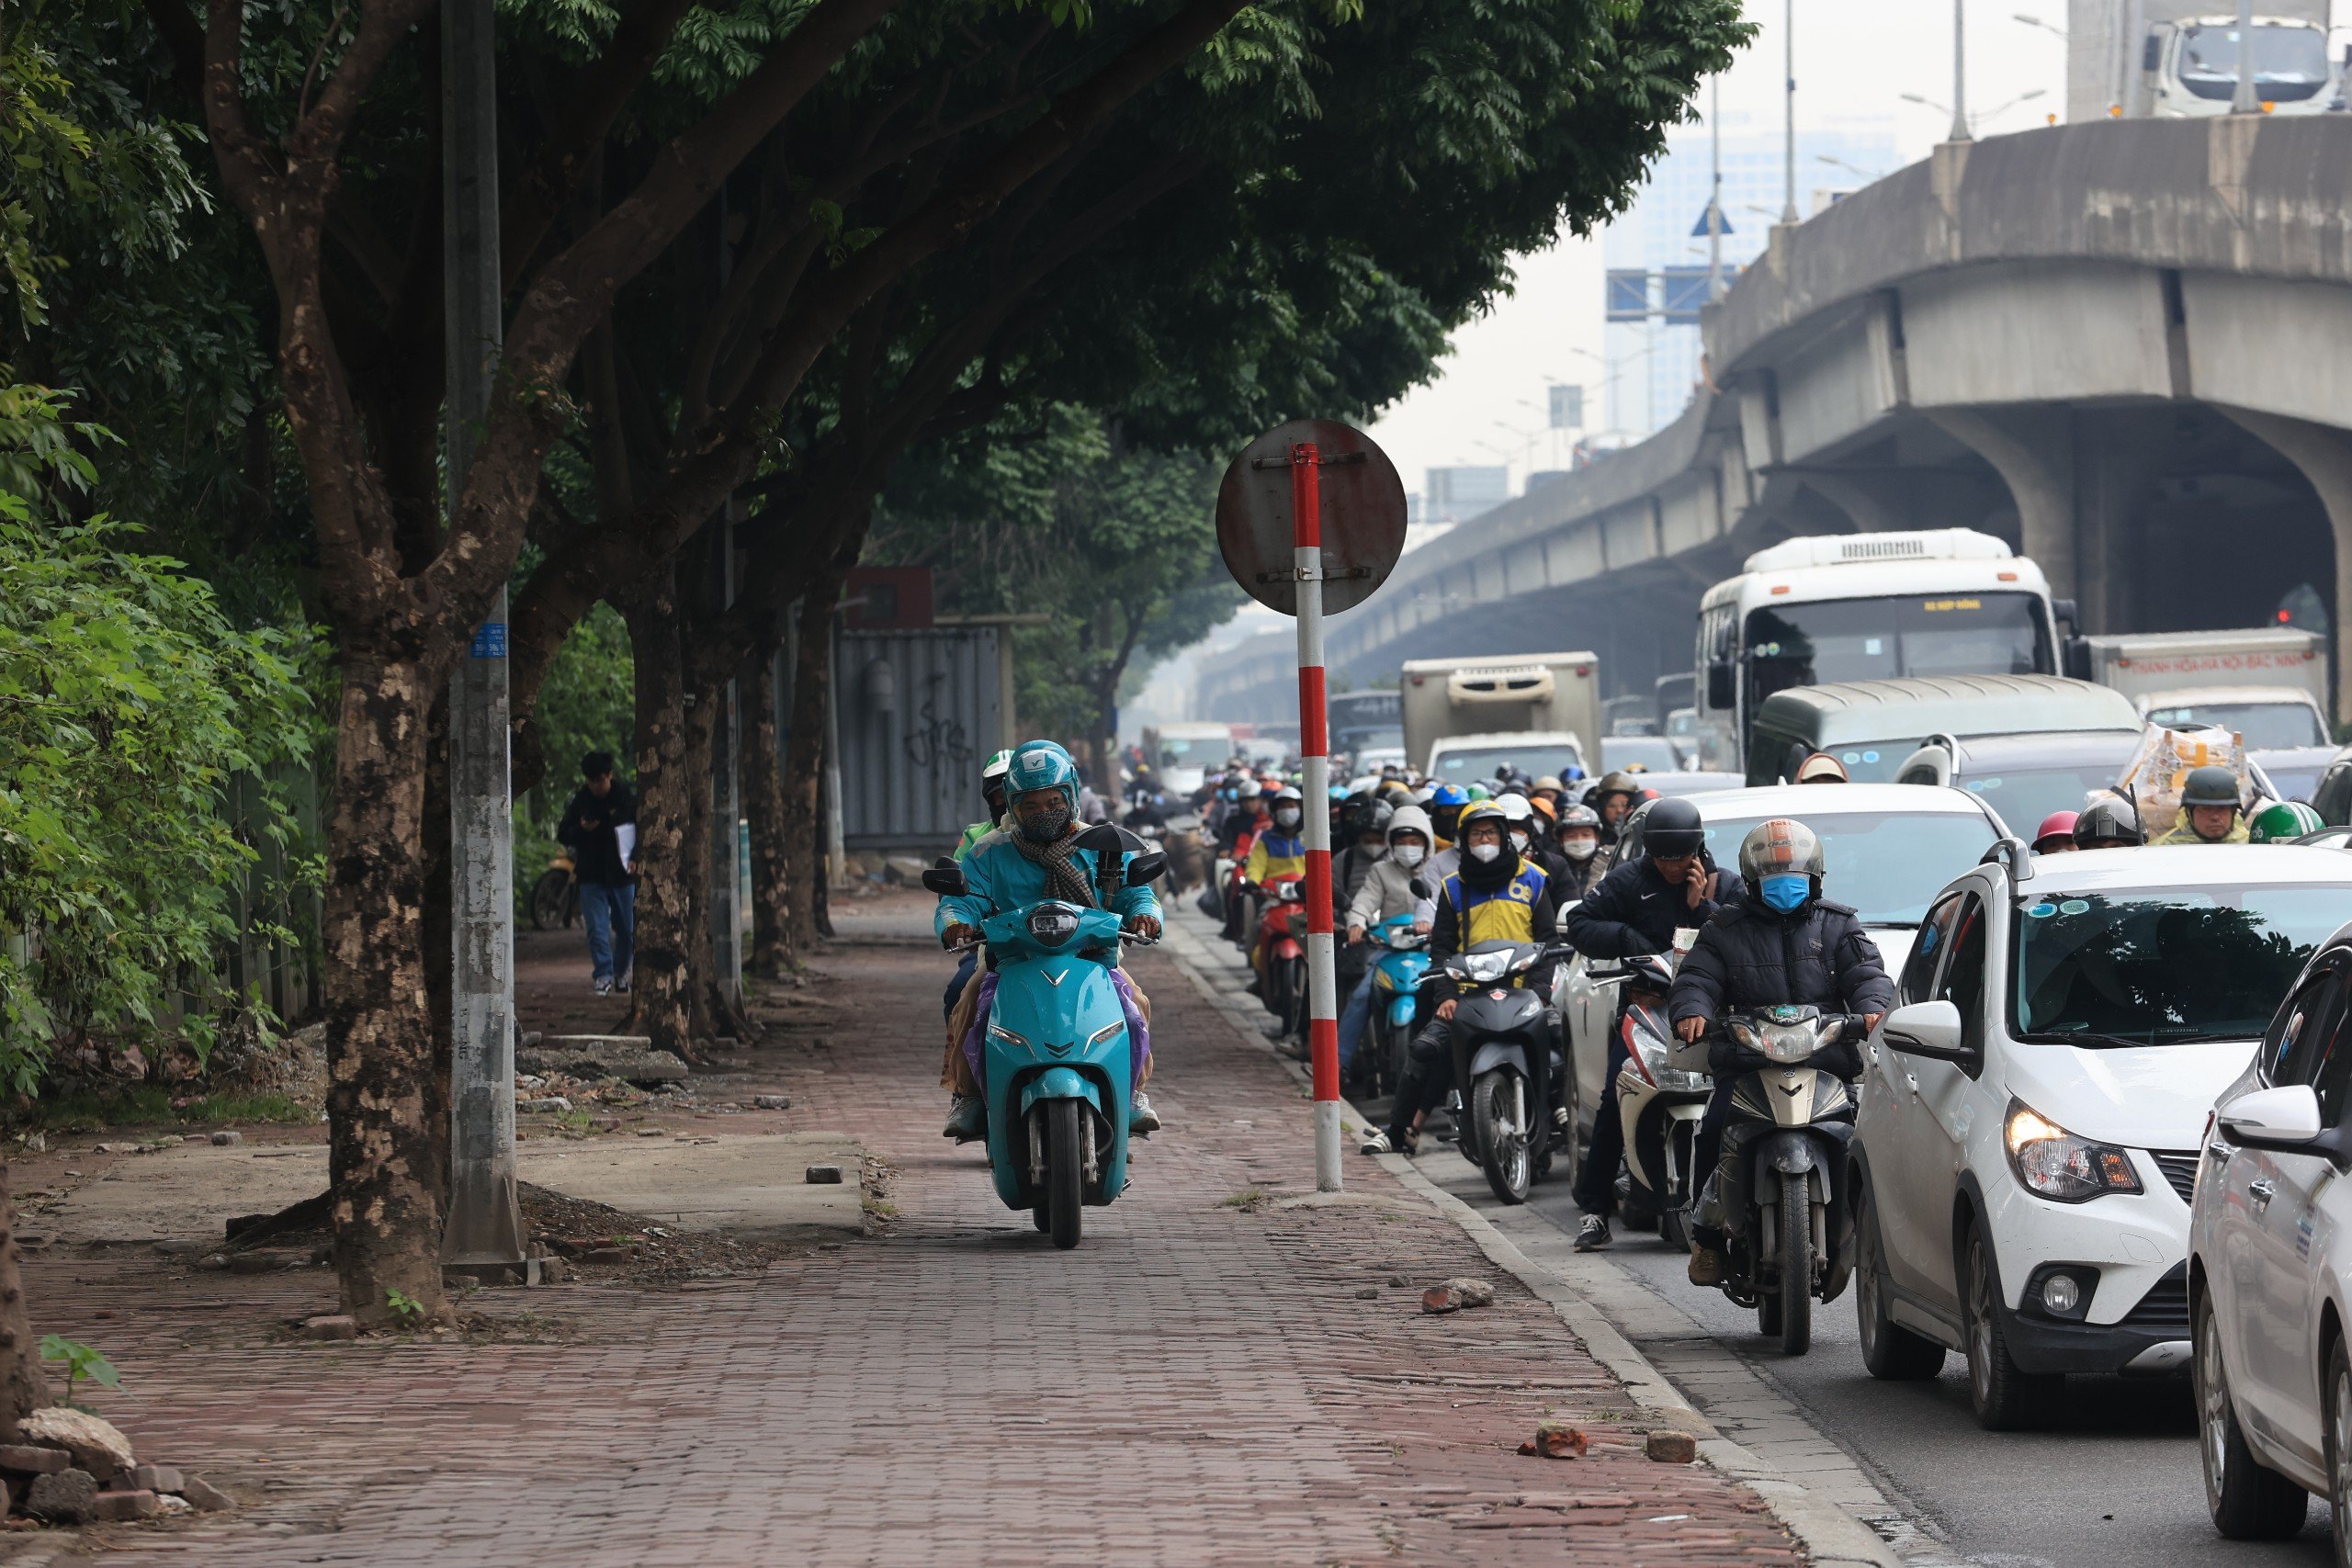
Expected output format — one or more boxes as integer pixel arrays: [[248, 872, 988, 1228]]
[[1289, 441, 1343, 1191]]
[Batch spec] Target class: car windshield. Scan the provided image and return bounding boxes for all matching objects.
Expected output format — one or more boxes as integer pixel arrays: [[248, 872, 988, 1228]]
[[2012, 887, 2348, 1046], [2178, 24, 2329, 101], [1696, 810, 1997, 925], [1953, 760, 2131, 836], [1603, 737, 1682, 772], [1745, 592, 2051, 710], [2143, 701, 2327, 750], [1432, 743, 1586, 782]]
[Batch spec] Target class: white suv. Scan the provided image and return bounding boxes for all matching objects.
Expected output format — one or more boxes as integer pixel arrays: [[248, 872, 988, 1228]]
[[1851, 843, 2352, 1429], [2188, 918, 2352, 1552]]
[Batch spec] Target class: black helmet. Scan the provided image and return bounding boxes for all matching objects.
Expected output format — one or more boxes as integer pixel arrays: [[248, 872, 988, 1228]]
[[2180, 765, 2242, 811], [1340, 790, 1392, 838], [1643, 796, 1705, 858], [2073, 795, 2143, 849]]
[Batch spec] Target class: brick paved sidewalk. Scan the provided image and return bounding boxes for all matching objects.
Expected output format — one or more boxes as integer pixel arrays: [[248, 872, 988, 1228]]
[[42, 904, 1799, 1567]]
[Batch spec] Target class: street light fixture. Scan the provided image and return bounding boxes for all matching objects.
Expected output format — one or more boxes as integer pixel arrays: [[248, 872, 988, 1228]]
[[1903, 86, 2044, 130], [2013, 11, 2065, 39], [1815, 152, 1889, 182]]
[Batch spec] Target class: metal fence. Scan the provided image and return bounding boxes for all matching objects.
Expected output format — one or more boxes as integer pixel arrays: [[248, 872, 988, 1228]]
[[833, 627, 1005, 854]]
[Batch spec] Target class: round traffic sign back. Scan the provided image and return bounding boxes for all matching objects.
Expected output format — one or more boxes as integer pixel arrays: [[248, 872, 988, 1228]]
[[1216, 419, 1408, 617]]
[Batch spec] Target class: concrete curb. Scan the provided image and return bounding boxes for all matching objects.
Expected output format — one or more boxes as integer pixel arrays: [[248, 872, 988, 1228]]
[[1158, 913, 1905, 1568]]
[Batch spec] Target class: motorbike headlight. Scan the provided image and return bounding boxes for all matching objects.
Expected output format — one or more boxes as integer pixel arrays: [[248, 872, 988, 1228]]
[[1462, 952, 1510, 984], [1027, 907, 1080, 947], [1760, 1024, 1817, 1064], [2004, 1100, 2143, 1203], [987, 1022, 1030, 1050], [1657, 1067, 1713, 1093], [1087, 1020, 1125, 1048]]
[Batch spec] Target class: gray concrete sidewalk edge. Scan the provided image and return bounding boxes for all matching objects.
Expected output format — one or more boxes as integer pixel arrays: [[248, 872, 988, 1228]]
[[1157, 915, 1902, 1568]]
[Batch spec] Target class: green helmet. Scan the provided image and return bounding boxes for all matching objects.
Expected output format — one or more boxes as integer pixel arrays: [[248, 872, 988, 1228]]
[[2249, 800, 2326, 843], [1464, 783, 1491, 802]]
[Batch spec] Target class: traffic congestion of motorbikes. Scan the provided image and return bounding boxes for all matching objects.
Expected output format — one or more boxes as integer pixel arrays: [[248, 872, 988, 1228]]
[[929, 528, 2352, 1560]]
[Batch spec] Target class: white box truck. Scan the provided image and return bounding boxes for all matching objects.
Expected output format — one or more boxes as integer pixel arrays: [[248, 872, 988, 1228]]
[[1400, 653, 1600, 779], [2075, 627, 2335, 796]]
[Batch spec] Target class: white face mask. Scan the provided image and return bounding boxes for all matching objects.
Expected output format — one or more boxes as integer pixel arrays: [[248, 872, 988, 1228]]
[[1509, 829, 1532, 853], [1392, 844, 1427, 869], [1562, 838, 1599, 862], [1469, 842, 1503, 863], [1273, 808, 1301, 829], [1360, 840, 1387, 860]]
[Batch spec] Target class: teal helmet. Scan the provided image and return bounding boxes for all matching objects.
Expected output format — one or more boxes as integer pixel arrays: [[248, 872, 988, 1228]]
[[1005, 739, 1080, 811]]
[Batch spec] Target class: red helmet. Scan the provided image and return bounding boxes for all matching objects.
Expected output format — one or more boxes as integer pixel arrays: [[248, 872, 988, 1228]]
[[2032, 810, 2079, 852]]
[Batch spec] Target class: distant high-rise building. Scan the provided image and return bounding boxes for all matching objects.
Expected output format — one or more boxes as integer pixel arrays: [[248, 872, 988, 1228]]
[[1600, 116, 1899, 436], [1425, 465, 1510, 523]]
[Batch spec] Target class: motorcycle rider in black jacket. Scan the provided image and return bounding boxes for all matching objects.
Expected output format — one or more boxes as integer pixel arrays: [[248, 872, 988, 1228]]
[[1667, 818, 1894, 1287]]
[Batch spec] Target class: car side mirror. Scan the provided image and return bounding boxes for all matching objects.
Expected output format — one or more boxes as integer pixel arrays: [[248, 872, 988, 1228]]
[[2142, 34, 2161, 71], [921, 866, 967, 897], [2218, 1083, 2327, 1152], [1125, 851, 1168, 886], [1881, 1000, 1976, 1066]]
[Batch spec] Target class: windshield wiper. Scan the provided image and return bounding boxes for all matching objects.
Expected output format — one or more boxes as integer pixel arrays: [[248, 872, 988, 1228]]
[[2029, 1027, 2160, 1050]]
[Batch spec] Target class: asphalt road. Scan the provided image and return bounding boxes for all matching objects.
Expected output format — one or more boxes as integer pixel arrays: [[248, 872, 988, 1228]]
[[1517, 1180, 2336, 1568]]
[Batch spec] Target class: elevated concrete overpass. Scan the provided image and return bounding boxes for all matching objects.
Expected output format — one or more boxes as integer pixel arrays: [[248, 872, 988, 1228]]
[[1199, 114, 2352, 726]]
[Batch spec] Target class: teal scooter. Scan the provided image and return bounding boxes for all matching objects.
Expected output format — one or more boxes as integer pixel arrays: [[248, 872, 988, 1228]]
[[923, 836, 1165, 1250]]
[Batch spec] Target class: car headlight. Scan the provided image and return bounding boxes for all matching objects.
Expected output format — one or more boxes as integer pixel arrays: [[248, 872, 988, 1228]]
[[987, 1022, 1030, 1050], [2004, 1100, 2143, 1203]]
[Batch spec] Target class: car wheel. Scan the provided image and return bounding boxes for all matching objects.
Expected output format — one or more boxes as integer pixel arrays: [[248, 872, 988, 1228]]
[[1962, 1224, 2060, 1431], [2197, 1290, 2307, 1539], [2329, 1337, 2352, 1564], [1856, 1181, 1943, 1381]]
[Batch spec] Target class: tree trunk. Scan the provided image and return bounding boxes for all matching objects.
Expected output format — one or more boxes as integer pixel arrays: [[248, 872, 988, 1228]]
[[675, 679, 718, 1042], [619, 571, 702, 1063], [741, 621, 795, 977], [322, 656, 452, 1327], [0, 1159, 51, 1437], [781, 569, 846, 954], [417, 692, 455, 1221]]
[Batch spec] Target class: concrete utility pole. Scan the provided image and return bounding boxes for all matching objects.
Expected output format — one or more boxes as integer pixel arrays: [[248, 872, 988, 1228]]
[[1951, 0, 1973, 141], [1707, 76, 1724, 299], [441, 0, 526, 1276], [1781, 0, 1799, 223], [2233, 0, 2259, 113]]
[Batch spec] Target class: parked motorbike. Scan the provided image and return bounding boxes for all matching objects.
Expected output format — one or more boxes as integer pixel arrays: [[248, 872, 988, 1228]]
[[1430, 938, 1572, 1205], [1600, 953, 1709, 1251], [530, 853, 580, 931], [1363, 910, 1430, 1097], [1699, 1006, 1864, 1356], [920, 841, 1167, 1251]]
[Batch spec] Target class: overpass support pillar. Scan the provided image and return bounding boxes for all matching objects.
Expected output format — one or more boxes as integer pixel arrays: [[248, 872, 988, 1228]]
[[2222, 408, 2352, 728], [1928, 408, 2077, 603]]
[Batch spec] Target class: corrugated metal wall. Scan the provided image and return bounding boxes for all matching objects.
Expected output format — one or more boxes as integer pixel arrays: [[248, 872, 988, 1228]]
[[836, 628, 1003, 852]]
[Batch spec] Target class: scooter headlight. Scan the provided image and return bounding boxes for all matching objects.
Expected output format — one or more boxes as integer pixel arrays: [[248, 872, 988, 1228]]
[[1460, 951, 1511, 985], [987, 1022, 1030, 1050], [1759, 1024, 1817, 1064], [1087, 1020, 1125, 1048], [1027, 906, 1080, 947], [1656, 1066, 1713, 1092]]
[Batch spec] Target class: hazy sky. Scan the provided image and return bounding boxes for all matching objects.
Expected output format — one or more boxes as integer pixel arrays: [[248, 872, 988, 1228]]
[[1363, 0, 2086, 493]]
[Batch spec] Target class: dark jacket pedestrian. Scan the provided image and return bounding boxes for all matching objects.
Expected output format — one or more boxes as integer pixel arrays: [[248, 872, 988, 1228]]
[[1667, 897, 1895, 1040], [1562, 853, 1737, 958], [560, 777, 638, 886]]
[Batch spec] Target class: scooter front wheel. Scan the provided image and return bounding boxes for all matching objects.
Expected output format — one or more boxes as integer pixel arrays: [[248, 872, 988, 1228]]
[[1046, 1099, 1083, 1250], [1471, 1072, 1532, 1205], [1778, 1180, 1813, 1357]]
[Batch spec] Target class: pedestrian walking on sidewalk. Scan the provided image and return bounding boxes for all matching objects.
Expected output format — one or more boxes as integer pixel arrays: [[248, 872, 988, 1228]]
[[559, 750, 638, 995]]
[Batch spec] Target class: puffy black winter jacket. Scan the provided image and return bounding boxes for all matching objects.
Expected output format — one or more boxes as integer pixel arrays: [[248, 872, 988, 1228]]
[[1561, 855, 1738, 958], [1667, 897, 1896, 1040]]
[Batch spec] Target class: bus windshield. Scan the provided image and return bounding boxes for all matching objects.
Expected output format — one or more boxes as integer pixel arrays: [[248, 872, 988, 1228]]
[[1745, 592, 2050, 711]]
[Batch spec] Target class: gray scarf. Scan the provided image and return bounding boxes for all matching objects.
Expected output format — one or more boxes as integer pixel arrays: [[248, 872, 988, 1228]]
[[1012, 823, 1095, 907]]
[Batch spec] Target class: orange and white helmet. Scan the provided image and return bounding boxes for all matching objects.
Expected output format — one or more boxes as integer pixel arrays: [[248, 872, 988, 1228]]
[[1736, 818, 1825, 884]]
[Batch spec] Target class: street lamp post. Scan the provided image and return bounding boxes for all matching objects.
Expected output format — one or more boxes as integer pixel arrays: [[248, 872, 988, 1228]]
[[2233, 0, 2259, 113], [1951, 0, 1972, 142], [1781, 0, 1798, 223]]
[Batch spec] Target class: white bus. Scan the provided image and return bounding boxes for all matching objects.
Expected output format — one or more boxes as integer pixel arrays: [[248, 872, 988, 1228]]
[[1693, 530, 2066, 771]]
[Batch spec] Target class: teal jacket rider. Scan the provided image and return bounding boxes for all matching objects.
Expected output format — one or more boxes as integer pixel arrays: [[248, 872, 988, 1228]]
[[933, 827, 1164, 941]]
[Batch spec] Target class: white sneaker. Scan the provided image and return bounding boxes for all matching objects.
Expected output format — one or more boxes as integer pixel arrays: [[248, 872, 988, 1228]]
[[594, 976, 614, 996]]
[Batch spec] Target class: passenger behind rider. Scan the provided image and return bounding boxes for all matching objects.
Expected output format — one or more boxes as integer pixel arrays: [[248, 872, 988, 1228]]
[[943, 750, 1016, 1021], [1340, 805, 1435, 1077], [934, 740, 1165, 1142], [1218, 779, 1271, 942], [1365, 803, 1556, 1156], [2073, 795, 2144, 850], [1560, 798, 1737, 1251], [1668, 818, 1892, 1286]]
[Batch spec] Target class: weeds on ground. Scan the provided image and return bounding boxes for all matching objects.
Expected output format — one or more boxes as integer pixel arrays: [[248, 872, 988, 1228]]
[[39, 1335, 119, 1409], [385, 1290, 424, 1328], [17, 1088, 308, 1133], [1221, 1186, 1271, 1213]]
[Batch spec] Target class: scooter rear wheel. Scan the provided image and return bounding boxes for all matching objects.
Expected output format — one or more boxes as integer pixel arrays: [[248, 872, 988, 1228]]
[[1046, 1100, 1083, 1250]]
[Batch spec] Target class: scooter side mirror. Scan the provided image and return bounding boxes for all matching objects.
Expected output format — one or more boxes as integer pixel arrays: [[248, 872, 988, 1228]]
[[1408, 877, 1430, 900], [921, 866, 967, 897], [1125, 851, 1168, 886], [1074, 821, 1125, 856]]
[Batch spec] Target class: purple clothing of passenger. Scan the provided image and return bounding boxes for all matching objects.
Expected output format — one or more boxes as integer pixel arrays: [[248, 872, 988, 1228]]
[[958, 967, 1150, 1090]]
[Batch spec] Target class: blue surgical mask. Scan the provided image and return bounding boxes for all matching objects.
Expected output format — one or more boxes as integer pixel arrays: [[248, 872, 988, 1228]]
[[1759, 873, 1811, 913]]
